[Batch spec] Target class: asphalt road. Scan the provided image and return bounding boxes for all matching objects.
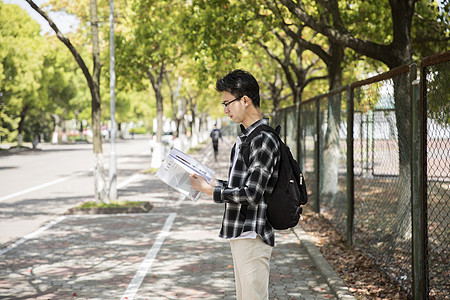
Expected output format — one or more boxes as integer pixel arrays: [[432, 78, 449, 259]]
[[0, 136, 152, 245]]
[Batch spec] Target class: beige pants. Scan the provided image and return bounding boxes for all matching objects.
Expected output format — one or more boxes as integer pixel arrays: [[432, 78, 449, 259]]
[[229, 236, 273, 300]]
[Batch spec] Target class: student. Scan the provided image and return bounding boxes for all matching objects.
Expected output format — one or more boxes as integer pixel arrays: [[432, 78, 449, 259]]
[[210, 124, 223, 161], [189, 69, 280, 300]]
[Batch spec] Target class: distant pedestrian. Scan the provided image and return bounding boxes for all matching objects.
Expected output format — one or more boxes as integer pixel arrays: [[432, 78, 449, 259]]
[[190, 69, 279, 300], [210, 124, 222, 161]]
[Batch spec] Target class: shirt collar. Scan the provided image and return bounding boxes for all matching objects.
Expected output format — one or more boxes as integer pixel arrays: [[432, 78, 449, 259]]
[[239, 118, 269, 138]]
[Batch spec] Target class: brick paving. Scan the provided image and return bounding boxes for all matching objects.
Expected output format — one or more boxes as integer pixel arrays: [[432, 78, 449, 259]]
[[0, 137, 354, 300]]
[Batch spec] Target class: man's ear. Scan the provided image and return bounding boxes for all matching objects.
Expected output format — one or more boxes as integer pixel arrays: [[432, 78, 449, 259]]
[[243, 95, 251, 107]]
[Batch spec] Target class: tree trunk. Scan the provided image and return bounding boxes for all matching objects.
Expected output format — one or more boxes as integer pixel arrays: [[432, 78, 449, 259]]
[[147, 65, 166, 168], [147, 67, 165, 141], [167, 74, 184, 137], [188, 95, 196, 141], [17, 104, 28, 147], [90, 0, 108, 203], [321, 41, 344, 200], [156, 89, 163, 139], [393, 71, 413, 239], [181, 97, 189, 135]]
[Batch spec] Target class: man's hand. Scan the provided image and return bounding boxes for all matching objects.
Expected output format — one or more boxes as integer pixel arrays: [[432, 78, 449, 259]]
[[189, 174, 216, 196]]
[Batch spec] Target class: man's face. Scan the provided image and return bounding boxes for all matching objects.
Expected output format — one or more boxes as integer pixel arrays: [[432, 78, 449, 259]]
[[222, 91, 243, 124]]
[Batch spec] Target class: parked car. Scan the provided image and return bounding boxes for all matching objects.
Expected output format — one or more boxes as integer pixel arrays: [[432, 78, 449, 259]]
[[149, 131, 176, 153]]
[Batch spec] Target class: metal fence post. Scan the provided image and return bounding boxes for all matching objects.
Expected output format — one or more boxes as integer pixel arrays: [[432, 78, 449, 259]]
[[314, 99, 320, 213], [296, 101, 302, 165], [346, 85, 355, 246], [411, 63, 428, 299]]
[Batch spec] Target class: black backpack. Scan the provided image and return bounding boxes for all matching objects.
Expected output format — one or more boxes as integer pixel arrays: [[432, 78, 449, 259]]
[[241, 124, 308, 230]]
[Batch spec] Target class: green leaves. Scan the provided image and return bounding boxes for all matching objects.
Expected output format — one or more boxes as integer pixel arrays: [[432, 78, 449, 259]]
[[0, 3, 46, 141]]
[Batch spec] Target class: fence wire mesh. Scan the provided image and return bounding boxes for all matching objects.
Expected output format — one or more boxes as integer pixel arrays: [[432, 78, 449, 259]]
[[424, 59, 450, 298], [353, 73, 413, 295]]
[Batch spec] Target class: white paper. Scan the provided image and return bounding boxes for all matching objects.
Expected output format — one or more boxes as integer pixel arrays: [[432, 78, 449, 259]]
[[155, 148, 215, 202]]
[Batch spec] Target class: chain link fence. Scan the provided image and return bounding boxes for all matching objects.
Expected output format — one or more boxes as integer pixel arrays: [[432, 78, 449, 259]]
[[273, 51, 449, 298], [353, 71, 413, 293], [422, 55, 450, 298]]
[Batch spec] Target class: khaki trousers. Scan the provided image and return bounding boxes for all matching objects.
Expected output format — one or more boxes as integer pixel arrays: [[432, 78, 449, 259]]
[[229, 236, 273, 300]]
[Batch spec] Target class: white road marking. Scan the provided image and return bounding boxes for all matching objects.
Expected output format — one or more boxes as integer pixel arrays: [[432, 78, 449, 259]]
[[117, 173, 142, 189], [0, 173, 82, 202], [0, 164, 143, 202], [175, 194, 187, 206], [121, 212, 177, 300]]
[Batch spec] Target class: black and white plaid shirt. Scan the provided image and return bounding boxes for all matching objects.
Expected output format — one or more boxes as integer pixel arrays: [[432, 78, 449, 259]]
[[213, 118, 280, 246]]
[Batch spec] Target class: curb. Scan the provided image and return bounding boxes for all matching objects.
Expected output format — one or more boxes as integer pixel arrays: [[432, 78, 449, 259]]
[[292, 226, 357, 300]]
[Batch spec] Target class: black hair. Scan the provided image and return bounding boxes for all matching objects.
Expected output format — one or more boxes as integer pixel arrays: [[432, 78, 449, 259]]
[[215, 69, 260, 108]]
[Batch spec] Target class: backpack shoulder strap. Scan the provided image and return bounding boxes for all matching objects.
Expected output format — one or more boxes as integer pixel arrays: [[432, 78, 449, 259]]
[[240, 124, 281, 166]]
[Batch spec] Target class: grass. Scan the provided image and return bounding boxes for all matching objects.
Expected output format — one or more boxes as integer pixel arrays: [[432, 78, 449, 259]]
[[143, 168, 159, 174], [187, 142, 205, 154], [78, 200, 144, 209]]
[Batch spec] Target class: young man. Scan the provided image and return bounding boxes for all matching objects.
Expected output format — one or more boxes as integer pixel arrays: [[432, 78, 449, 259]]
[[210, 124, 223, 161], [189, 69, 280, 300]]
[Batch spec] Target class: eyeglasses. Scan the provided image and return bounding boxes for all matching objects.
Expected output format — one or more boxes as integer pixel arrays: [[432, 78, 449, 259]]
[[221, 96, 243, 109]]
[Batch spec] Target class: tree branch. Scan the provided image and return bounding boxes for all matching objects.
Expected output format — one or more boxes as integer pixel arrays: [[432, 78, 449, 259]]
[[303, 75, 328, 88], [24, 0, 94, 92], [279, 0, 392, 65], [281, 23, 330, 65]]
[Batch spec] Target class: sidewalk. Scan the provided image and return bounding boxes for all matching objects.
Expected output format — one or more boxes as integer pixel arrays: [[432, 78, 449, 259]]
[[0, 136, 355, 300]]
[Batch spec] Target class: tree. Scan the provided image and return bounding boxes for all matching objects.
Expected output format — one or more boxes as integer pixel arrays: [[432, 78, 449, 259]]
[[116, 0, 185, 167], [278, 0, 449, 236], [244, 1, 344, 198], [279, 1, 345, 199], [25, 0, 108, 203], [0, 3, 46, 145], [248, 3, 326, 104], [181, 0, 252, 87], [242, 46, 292, 112]]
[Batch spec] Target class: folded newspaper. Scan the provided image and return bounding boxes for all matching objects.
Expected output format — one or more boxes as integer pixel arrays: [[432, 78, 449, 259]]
[[155, 148, 215, 202]]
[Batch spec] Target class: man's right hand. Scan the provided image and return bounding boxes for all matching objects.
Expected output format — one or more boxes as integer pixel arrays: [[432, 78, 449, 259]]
[[189, 174, 215, 196]]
